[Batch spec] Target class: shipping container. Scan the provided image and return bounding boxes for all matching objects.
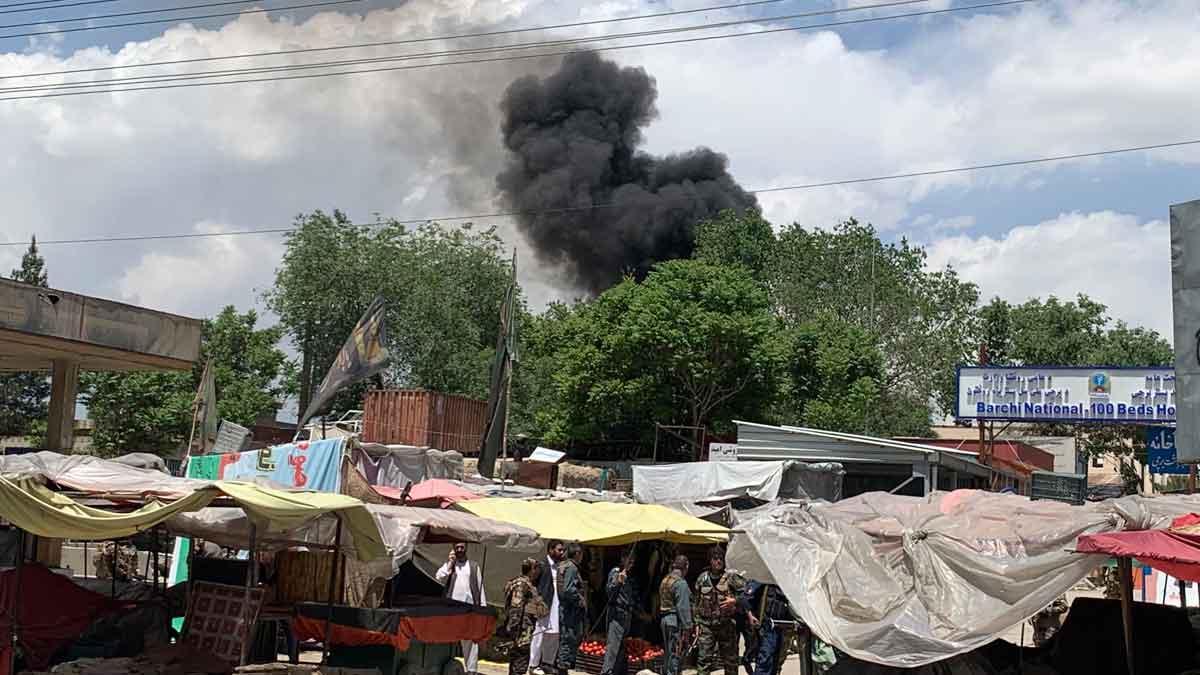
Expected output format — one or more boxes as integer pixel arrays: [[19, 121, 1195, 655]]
[[362, 389, 488, 454]]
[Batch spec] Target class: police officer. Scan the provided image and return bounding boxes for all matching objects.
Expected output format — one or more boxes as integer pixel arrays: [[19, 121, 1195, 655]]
[[659, 555, 693, 675], [556, 543, 587, 672], [694, 547, 746, 675], [602, 548, 639, 675], [743, 582, 792, 675]]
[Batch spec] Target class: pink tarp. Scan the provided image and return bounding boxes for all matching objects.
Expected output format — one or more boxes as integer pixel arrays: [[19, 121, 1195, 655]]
[[375, 479, 481, 508], [1076, 513, 1200, 582]]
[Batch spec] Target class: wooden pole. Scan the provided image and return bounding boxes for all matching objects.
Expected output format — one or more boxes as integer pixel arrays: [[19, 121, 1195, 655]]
[[1180, 578, 1188, 610], [1118, 557, 1136, 675], [1189, 465, 1196, 495], [321, 516, 344, 666], [240, 523, 258, 667]]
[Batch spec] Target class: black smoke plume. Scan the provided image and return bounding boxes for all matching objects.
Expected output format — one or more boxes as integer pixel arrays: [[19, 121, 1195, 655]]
[[497, 51, 757, 293]]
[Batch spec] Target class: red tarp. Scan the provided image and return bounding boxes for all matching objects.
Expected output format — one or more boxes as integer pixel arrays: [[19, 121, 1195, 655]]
[[0, 564, 120, 675], [293, 597, 495, 650], [375, 479, 481, 509], [1076, 514, 1200, 582]]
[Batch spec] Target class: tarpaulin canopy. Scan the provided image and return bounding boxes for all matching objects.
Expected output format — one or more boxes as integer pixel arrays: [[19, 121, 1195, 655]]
[[456, 497, 727, 545], [726, 490, 1200, 668], [633, 461, 844, 504], [0, 451, 207, 499], [375, 478, 481, 508], [1076, 513, 1200, 582], [167, 503, 539, 574], [0, 476, 387, 561]]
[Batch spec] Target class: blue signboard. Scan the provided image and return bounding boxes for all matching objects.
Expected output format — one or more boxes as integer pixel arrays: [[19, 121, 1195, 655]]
[[1148, 426, 1189, 475]]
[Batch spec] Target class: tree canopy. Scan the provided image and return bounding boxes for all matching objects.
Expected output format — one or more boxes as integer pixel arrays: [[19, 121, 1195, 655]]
[[1, 237, 51, 437], [265, 211, 516, 419], [82, 306, 288, 456]]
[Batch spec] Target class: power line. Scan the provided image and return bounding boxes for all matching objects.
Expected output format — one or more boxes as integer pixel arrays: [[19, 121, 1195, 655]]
[[4, 0, 794, 80], [0, 0, 364, 41], [5, 138, 1196, 247], [0, 0, 124, 16], [0, 0, 929, 94], [0, 0, 280, 28], [0, 0, 1033, 101]]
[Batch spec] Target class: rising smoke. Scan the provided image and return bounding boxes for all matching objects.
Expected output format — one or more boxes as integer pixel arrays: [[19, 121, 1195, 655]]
[[496, 52, 758, 294]]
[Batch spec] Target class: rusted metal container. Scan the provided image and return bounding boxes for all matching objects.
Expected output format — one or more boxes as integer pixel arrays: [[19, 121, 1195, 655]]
[[362, 389, 488, 454]]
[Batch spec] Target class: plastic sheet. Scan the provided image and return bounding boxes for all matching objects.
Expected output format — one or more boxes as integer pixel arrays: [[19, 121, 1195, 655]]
[[726, 490, 1200, 668], [632, 461, 844, 504]]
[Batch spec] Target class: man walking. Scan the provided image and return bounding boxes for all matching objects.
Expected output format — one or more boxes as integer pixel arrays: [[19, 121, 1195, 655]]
[[503, 558, 550, 675], [531, 540, 566, 675], [659, 555, 693, 675], [743, 582, 792, 675], [436, 543, 487, 675], [556, 543, 586, 672], [601, 548, 639, 675], [694, 547, 747, 675]]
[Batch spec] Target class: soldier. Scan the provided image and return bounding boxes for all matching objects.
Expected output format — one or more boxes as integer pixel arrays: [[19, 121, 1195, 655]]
[[659, 555, 694, 675], [556, 543, 587, 672], [743, 582, 792, 675], [601, 547, 639, 675], [502, 559, 550, 675], [694, 547, 747, 675]]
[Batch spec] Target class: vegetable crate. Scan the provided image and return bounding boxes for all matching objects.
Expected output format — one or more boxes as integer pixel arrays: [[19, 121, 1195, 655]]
[[577, 651, 605, 675]]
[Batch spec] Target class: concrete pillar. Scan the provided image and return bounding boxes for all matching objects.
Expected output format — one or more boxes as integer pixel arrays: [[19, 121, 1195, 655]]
[[46, 360, 79, 452]]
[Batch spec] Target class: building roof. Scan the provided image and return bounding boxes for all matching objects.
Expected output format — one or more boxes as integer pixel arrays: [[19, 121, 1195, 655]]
[[733, 421, 1022, 482], [0, 279, 202, 372]]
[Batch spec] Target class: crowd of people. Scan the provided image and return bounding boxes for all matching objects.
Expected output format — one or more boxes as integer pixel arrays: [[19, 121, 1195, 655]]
[[439, 541, 800, 675]]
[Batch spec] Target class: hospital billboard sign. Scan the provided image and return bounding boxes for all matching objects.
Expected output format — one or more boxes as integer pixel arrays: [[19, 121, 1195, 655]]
[[956, 366, 1175, 424]]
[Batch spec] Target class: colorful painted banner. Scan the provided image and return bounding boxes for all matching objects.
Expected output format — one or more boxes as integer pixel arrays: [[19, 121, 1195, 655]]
[[167, 438, 345, 629]]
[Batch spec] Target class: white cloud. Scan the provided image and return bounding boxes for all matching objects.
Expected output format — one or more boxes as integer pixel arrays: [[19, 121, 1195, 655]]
[[115, 222, 284, 318], [924, 211, 1172, 337], [0, 0, 1195, 327]]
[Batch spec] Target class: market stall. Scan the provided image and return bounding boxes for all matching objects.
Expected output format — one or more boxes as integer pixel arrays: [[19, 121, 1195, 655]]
[[448, 497, 728, 672]]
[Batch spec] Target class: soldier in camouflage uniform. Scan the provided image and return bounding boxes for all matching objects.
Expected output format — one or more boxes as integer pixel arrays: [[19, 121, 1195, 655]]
[[694, 547, 746, 675], [503, 559, 550, 675], [659, 555, 694, 675]]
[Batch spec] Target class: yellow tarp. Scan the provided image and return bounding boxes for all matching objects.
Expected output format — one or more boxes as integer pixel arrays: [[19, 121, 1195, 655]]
[[0, 477, 386, 561], [456, 498, 727, 546]]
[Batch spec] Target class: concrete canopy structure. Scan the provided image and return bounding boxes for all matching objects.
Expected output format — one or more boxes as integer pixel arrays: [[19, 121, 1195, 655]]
[[734, 421, 1025, 497], [0, 279, 202, 451]]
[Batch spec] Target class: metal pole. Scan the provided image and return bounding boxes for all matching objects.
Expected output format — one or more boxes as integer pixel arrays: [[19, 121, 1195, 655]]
[[321, 516, 344, 666], [1179, 578, 1188, 610], [10, 529, 24, 675], [240, 523, 257, 667], [1118, 557, 1136, 675], [83, 541, 88, 579]]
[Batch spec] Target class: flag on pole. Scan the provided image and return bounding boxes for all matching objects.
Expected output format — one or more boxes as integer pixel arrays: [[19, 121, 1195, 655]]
[[478, 255, 518, 478], [298, 296, 391, 430]]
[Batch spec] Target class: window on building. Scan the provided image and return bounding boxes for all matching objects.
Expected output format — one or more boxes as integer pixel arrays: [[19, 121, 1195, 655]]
[[1092, 455, 1104, 468]]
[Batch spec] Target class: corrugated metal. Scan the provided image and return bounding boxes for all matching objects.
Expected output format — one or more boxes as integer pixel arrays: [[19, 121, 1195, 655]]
[[735, 422, 925, 464], [362, 389, 487, 454]]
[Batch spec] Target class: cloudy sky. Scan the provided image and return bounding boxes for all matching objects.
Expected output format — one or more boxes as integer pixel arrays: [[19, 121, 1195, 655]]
[[0, 0, 1194, 340]]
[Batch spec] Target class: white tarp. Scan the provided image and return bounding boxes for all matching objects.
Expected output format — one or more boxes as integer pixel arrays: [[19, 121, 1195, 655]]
[[633, 461, 843, 503], [167, 503, 540, 577], [726, 490, 1200, 668], [0, 451, 207, 498], [634, 461, 789, 503]]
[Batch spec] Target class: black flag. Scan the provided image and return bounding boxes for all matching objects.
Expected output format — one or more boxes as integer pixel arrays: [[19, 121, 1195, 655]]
[[478, 256, 518, 478], [298, 296, 390, 430]]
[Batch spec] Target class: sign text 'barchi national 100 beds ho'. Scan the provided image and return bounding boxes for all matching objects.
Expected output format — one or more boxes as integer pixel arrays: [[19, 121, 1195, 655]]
[[956, 367, 1175, 424]]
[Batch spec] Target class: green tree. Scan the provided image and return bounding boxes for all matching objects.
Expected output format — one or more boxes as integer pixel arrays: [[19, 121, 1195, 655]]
[[530, 260, 784, 443], [82, 306, 288, 456], [2, 236, 51, 437], [265, 211, 516, 420], [771, 219, 979, 434], [981, 293, 1173, 475], [693, 209, 776, 280]]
